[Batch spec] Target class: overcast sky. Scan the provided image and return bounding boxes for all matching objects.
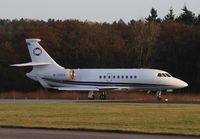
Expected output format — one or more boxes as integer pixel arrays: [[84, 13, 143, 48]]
[[0, 0, 200, 23]]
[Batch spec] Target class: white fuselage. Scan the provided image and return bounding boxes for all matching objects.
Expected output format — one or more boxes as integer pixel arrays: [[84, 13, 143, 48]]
[[27, 68, 188, 91]]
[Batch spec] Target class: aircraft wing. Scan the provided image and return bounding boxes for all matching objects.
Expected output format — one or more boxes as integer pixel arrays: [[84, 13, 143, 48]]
[[57, 87, 99, 91], [55, 86, 119, 91], [35, 75, 120, 91], [97, 86, 118, 90]]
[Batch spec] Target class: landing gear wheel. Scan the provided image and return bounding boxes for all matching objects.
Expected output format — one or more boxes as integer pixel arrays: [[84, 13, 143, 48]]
[[99, 92, 106, 100], [88, 94, 95, 100], [157, 95, 162, 101], [88, 91, 95, 100]]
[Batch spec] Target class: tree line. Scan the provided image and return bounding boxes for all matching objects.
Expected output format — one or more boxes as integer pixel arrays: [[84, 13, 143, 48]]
[[0, 6, 200, 92]]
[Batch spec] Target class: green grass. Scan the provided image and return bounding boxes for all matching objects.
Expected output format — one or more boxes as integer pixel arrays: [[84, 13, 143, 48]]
[[0, 103, 199, 135]]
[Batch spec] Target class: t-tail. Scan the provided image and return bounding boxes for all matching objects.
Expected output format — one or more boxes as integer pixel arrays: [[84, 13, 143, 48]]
[[11, 38, 64, 83]]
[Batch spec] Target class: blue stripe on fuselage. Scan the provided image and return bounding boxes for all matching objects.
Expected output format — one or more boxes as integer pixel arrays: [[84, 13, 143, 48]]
[[43, 78, 169, 87]]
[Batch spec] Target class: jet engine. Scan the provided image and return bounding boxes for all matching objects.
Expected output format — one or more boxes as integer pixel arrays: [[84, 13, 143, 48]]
[[42, 69, 76, 81]]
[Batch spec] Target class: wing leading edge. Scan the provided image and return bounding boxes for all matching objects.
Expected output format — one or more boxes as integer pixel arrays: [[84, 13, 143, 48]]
[[55, 86, 119, 91]]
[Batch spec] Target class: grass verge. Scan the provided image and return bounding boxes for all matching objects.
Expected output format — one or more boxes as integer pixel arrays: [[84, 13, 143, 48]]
[[0, 103, 199, 136]]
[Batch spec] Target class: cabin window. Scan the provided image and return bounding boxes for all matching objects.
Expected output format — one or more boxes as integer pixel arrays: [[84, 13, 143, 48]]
[[99, 75, 102, 79], [126, 75, 128, 79], [117, 75, 120, 79], [134, 75, 137, 79], [121, 76, 124, 79], [130, 75, 133, 79], [108, 76, 111, 79], [113, 76, 115, 79], [103, 75, 106, 79]]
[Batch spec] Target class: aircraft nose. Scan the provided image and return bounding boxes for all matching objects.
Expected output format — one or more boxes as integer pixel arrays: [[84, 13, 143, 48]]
[[172, 78, 188, 89], [182, 81, 188, 88], [178, 80, 188, 88]]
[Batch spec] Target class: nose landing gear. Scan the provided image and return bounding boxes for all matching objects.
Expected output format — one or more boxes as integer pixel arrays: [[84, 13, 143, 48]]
[[156, 90, 162, 101]]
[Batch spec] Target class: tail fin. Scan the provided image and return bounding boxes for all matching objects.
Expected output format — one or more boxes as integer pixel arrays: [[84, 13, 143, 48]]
[[11, 38, 64, 72]]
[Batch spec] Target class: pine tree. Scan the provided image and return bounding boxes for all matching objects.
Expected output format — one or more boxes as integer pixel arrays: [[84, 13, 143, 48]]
[[176, 5, 195, 24], [146, 8, 161, 22], [164, 7, 175, 21]]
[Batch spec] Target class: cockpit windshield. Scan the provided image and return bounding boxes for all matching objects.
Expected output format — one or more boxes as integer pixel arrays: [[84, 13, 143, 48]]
[[157, 73, 172, 77], [157, 73, 162, 77]]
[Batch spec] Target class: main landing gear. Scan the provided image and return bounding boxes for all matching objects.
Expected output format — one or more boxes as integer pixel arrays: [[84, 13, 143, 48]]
[[87, 91, 107, 100], [88, 91, 95, 100]]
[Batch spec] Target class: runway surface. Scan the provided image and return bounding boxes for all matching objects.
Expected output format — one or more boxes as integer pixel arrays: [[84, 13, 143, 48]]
[[0, 128, 199, 139], [0, 99, 200, 104]]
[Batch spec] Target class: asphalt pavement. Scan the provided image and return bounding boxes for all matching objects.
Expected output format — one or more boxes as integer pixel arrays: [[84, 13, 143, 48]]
[[0, 128, 199, 139], [0, 99, 200, 104]]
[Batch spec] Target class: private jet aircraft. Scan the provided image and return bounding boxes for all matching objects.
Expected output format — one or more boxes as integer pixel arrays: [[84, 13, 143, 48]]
[[11, 39, 188, 100]]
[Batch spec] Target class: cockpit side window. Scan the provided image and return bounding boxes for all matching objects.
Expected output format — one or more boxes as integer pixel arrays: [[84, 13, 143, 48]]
[[165, 73, 171, 77], [162, 73, 166, 77]]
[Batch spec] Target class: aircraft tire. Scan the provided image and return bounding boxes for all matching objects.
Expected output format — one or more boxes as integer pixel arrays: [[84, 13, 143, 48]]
[[100, 94, 106, 100]]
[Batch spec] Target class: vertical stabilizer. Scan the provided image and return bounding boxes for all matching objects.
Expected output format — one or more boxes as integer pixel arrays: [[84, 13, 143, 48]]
[[11, 39, 65, 88], [11, 38, 64, 73], [26, 38, 64, 72]]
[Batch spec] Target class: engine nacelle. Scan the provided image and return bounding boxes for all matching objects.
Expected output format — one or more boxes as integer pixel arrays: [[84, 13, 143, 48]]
[[42, 69, 76, 81]]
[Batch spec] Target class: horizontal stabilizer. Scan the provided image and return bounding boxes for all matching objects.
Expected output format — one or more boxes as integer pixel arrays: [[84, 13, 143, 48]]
[[10, 62, 51, 67], [57, 87, 99, 91]]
